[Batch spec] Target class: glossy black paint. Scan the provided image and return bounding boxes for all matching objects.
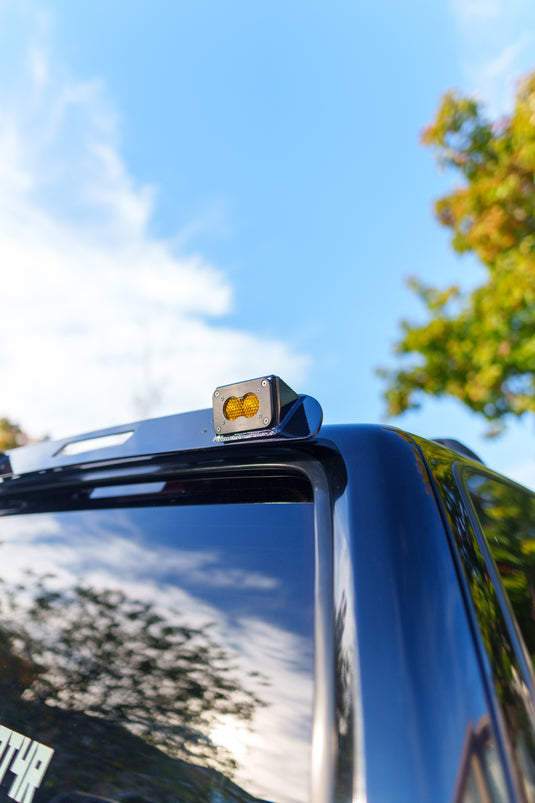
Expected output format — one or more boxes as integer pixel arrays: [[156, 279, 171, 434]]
[[0, 413, 531, 802], [325, 426, 507, 802]]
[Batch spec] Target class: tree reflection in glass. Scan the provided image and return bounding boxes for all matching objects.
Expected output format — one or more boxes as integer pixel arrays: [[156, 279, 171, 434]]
[[0, 498, 315, 803], [0, 577, 264, 769]]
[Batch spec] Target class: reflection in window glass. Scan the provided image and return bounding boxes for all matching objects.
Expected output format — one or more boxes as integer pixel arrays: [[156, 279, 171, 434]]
[[464, 472, 535, 798], [0, 496, 315, 803], [454, 717, 508, 803], [466, 473, 535, 658]]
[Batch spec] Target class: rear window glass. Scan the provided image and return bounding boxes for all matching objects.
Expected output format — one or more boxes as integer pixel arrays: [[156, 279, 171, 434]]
[[0, 481, 315, 803]]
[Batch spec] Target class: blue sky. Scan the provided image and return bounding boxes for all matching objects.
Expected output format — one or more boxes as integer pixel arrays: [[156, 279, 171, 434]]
[[1, 0, 535, 485]]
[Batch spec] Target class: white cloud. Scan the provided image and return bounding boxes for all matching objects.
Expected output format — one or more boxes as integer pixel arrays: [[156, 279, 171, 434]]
[[0, 22, 307, 440]]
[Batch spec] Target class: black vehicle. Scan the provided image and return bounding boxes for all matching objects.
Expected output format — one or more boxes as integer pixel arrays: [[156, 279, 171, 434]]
[[0, 375, 534, 803]]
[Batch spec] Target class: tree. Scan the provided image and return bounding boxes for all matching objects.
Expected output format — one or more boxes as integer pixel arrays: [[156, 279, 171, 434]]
[[0, 417, 29, 450], [381, 72, 535, 435]]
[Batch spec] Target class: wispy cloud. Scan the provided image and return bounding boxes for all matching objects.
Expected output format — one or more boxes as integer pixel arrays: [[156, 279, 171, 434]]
[[449, 0, 535, 114], [450, 0, 504, 26], [0, 14, 307, 439], [463, 36, 532, 114]]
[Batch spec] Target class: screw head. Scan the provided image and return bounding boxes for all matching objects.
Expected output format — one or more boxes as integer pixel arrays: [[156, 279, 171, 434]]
[[261, 379, 267, 387]]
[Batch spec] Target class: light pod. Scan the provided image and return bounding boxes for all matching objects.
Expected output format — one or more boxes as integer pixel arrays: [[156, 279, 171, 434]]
[[213, 375, 323, 441]]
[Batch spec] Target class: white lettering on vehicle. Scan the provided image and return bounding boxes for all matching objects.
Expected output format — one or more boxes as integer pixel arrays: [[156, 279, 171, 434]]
[[0, 725, 54, 803]]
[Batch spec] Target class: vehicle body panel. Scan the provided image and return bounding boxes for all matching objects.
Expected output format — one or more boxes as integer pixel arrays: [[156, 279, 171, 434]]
[[0, 411, 531, 802]]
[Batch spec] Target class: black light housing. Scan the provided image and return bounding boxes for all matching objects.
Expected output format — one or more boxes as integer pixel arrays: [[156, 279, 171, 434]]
[[212, 375, 322, 442]]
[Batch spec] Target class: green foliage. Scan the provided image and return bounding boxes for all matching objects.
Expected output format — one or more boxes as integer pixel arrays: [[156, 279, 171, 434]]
[[381, 73, 535, 434]]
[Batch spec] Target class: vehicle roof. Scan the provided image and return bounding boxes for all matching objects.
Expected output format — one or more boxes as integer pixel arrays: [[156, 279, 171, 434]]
[[2, 405, 479, 482]]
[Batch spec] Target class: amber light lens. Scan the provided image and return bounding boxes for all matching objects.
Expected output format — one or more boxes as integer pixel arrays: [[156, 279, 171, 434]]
[[223, 393, 260, 421]]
